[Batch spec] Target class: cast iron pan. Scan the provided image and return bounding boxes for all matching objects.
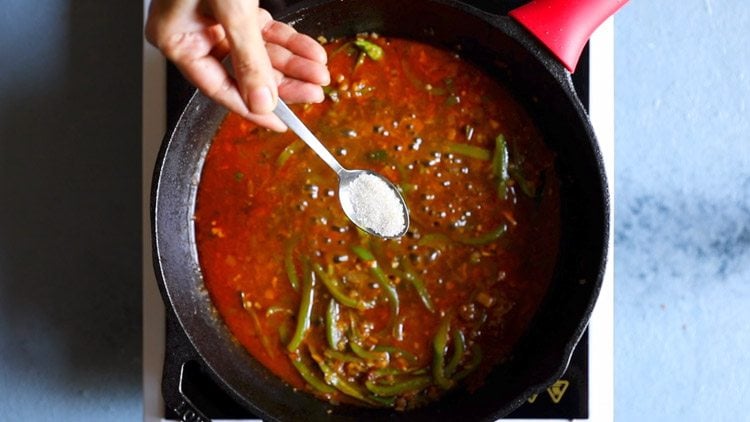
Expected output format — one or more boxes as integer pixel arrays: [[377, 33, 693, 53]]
[[152, 0, 624, 420]]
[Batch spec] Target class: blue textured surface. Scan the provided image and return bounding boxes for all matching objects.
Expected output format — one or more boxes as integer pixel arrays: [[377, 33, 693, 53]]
[[0, 1, 142, 421], [614, 1, 750, 420]]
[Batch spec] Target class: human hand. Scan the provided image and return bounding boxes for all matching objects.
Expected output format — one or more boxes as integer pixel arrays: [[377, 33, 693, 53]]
[[145, 0, 330, 131]]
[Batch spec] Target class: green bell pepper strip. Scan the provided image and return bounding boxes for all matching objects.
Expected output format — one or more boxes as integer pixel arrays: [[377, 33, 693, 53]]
[[287, 259, 315, 352], [444, 329, 466, 377], [399, 257, 435, 313], [372, 345, 419, 365], [351, 245, 400, 320], [365, 375, 432, 397], [432, 316, 454, 389], [350, 341, 389, 362], [317, 361, 384, 406], [325, 299, 343, 351], [417, 233, 451, 249], [283, 236, 300, 291], [448, 143, 491, 160], [456, 224, 507, 246], [291, 356, 336, 395], [491, 134, 510, 199], [277, 139, 306, 167], [313, 263, 367, 310], [454, 344, 483, 381], [323, 348, 362, 364], [353, 38, 384, 61]]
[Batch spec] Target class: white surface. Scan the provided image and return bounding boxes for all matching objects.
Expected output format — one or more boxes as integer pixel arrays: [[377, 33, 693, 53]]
[[142, 0, 166, 420], [141, 12, 615, 422], [586, 16, 615, 422]]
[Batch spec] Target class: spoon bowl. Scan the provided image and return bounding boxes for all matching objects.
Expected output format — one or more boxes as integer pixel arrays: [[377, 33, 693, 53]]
[[338, 169, 409, 238], [273, 100, 409, 238]]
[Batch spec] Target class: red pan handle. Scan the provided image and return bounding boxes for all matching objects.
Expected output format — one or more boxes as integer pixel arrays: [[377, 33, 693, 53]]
[[509, 0, 628, 72]]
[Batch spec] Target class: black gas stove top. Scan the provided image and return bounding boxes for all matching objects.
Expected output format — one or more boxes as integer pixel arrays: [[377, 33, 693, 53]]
[[161, 1, 591, 419]]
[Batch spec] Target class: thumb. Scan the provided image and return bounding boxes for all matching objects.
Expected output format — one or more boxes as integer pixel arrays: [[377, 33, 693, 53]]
[[208, 0, 277, 114]]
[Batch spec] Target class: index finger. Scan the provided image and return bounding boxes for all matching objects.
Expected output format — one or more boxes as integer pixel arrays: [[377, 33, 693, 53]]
[[257, 9, 328, 65], [208, 0, 278, 114]]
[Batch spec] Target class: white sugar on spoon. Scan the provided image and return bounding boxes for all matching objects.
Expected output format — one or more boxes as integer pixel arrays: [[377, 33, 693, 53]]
[[273, 100, 409, 238], [341, 172, 406, 238]]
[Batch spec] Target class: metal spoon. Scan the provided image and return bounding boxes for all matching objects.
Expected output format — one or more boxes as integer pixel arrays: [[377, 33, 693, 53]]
[[273, 100, 409, 238]]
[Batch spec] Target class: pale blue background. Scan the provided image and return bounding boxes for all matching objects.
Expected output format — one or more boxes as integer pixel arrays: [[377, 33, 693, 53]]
[[614, 1, 750, 420], [1, 1, 748, 421]]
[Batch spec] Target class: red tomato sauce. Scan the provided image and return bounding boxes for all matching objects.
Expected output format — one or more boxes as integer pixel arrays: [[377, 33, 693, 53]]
[[194, 35, 560, 410]]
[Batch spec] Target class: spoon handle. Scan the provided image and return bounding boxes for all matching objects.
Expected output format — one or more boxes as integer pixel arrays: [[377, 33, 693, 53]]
[[273, 100, 345, 175]]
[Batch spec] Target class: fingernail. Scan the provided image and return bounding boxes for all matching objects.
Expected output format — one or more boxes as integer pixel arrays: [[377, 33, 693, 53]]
[[248, 86, 275, 114]]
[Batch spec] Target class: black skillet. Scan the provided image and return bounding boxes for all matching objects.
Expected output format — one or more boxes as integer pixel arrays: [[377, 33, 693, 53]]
[[152, 0, 624, 420]]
